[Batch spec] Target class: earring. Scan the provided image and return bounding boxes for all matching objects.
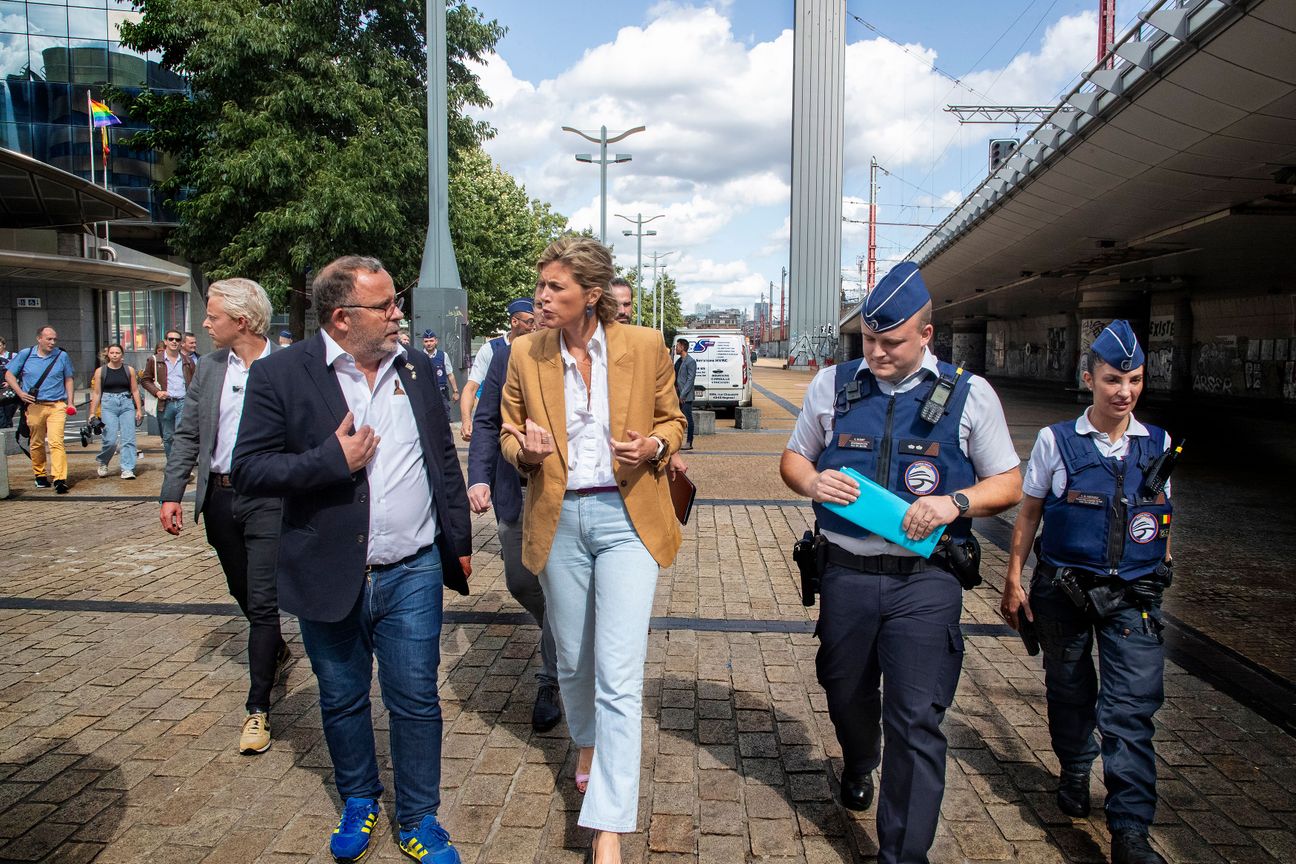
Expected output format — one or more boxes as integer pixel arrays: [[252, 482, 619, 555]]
[[586, 305, 594, 318]]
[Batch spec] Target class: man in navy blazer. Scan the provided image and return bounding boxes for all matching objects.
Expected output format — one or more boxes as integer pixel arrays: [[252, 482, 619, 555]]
[[466, 298, 560, 732], [232, 256, 471, 864]]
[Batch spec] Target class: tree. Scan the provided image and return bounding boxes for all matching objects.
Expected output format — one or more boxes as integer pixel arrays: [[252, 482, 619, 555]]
[[117, 0, 505, 335], [449, 148, 566, 334], [619, 269, 684, 342]]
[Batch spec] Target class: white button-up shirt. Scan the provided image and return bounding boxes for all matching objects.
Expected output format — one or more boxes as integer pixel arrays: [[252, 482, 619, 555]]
[[209, 340, 272, 473], [322, 331, 438, 565], [559, 321, 615, 490]]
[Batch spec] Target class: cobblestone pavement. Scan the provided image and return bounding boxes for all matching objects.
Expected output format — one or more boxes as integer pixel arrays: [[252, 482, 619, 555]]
[[1, 366, 1294, 862]]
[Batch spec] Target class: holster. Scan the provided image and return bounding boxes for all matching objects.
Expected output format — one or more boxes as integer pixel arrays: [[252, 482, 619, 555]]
[[792, 530, 827, 607], [932, 535, 982, 590]]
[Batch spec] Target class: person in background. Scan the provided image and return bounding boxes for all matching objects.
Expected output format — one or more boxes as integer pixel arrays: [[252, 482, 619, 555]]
[[421, 330, 460, 418], [673, 338, 696, 451], [4, 326, 76, 493], [609, 277, 633, 325], [459, 300, 537, 441], [182, 331, 200, 363], [141, 329, 195, 459], [90, 344, 142, 479], [0, 336, 15, 429], [500, 235, 685, 864], [278, 329, 294, 347], [1000, 321, 1173, 864]]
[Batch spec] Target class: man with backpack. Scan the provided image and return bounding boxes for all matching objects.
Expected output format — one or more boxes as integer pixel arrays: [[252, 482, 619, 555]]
[[4, 326, 76, 493]]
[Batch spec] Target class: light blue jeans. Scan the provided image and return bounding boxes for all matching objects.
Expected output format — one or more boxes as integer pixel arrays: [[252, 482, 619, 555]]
[[540, 490, 658, 833], [98, 392, 137, 471]]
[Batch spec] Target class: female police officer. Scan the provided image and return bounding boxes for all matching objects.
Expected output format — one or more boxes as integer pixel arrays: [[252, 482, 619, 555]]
[[1000, 320, 1172, 864], [782, 262, 1021, 864]]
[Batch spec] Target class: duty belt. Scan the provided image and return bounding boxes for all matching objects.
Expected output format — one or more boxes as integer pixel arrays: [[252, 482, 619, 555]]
[[826, 542, 926, 575]]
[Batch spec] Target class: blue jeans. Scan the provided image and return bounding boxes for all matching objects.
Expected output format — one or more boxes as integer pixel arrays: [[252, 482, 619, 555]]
[[540, 490, 658, 833], [298, 545, 446, 828], [98, 392, 137, 471], [158, 397, 185, 459]]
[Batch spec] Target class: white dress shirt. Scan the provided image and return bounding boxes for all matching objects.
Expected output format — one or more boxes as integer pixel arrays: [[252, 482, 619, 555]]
[[322, 331, 438, 565], [209, 340, 272, 473], [559, 321, 615, 490], [785, 348, 1020, 556], [1022, 408, 1171, 500]]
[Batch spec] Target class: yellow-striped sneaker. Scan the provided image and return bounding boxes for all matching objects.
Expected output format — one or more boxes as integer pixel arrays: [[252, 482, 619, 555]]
[[331, 798, 379, 862], [238, 712, 271, 754], [398, 814, 460, 863]]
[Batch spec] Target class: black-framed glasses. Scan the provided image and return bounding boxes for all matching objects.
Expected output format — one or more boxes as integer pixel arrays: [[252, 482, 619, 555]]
[[341, 296, 405, 315], [165, 336, 181, 342]]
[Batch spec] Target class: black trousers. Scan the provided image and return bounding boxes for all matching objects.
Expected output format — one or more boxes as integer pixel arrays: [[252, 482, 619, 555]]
[[203, 484, 285, 713], [681, 400, 694, 443]]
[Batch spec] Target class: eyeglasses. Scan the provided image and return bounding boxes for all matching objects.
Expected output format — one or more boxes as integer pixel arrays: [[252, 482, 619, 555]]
[[341, 296, 405, 315], [165, 336, 181, 342]]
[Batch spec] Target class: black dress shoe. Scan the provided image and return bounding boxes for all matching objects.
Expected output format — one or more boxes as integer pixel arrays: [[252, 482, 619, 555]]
[[839, 771, 874, 811], [1057, 769, 1091, 817], [1111, 829, 1166, 864], [532, 681, 562, 732], [34, 476, 51, 488], [54, 480, 70, 495]]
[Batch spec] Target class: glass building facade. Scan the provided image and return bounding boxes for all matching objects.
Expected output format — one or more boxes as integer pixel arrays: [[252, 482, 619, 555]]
[[0, 0, 186, 222]]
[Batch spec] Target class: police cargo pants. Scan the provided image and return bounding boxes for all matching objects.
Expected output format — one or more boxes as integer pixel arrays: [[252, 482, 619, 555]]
[[815, 562, 964, 864], [1029, 573, 1165, 832]]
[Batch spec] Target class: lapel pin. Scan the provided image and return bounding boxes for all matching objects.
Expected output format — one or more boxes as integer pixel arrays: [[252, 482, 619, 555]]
[[405, 362, 417, 380]]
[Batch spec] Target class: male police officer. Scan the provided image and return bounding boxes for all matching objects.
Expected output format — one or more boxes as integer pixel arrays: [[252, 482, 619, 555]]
[[781, 262, 1021, 864], [421, 329, 459, 416], [1001, 321, 1172, 864]]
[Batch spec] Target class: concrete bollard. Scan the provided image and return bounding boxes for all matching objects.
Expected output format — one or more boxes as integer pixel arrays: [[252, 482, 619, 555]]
[[693, 410, 716, 436], [734, 406, 762, 429]]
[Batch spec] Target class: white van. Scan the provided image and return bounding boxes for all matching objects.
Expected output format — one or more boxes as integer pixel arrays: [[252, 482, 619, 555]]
[[675, 329, 753, 414]]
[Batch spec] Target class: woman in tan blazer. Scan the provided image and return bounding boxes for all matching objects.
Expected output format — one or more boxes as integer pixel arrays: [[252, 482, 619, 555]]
[[501, 235, 685, 863]]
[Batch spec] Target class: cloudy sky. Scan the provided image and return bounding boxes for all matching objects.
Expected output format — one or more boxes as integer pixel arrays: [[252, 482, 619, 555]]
[[466, 0, 1131, 315]]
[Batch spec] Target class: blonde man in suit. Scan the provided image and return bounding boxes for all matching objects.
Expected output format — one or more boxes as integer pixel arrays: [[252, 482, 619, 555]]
[[501, 235, 685, 864]]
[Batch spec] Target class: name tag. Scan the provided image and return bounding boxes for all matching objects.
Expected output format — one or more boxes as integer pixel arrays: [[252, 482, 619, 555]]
[[837, 434, 874, 450], [1066, 490, 1105, 507], [899, 439, 940, 457]]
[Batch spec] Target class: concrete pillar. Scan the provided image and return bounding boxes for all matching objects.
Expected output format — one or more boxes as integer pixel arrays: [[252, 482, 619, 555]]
[[1076, 286, 1145, 386], [950, 318, 988, 374], [788, 0, 845, 367]]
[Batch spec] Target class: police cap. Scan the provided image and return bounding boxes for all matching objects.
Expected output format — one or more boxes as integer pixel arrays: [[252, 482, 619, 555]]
[[860, 262, 930, 333], [1091, 320, 1145, 372]]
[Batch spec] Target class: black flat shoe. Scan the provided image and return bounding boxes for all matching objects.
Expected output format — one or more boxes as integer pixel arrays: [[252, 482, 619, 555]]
[[1112, 829, 1166, 864], [839, 770, 874, 811], [532, 681, 562, 732]]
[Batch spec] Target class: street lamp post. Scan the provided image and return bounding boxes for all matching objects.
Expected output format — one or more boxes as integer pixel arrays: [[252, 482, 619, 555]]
[[617, 213, 664, 325], [648, 250, 674, 332], [562, 125, 646, 244]]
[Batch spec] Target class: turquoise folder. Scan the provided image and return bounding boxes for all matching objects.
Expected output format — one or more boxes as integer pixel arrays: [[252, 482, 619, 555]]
[[822, 466, 945, 558]]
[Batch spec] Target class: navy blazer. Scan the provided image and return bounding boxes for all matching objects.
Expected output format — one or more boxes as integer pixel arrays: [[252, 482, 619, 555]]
[[467, 340, 523, 524], [231, 333, 471, 623]]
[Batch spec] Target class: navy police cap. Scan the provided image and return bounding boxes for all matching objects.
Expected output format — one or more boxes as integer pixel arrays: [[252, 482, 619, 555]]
[[422, 329, 437, 339], [507, 298, 534, 316], [278, 329, 292, 339], [860, 262, 930, 333], [1091, 319, 1145, 372]]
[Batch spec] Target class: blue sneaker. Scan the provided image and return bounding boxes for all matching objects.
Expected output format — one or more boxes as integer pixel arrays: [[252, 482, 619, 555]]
[[398, 814, 461, 863], [330, 797, 379, 862]]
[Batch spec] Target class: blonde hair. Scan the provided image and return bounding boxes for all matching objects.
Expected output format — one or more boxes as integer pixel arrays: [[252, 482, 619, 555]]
[[538, 235, 618, 325], [208, 277, 273, 336]]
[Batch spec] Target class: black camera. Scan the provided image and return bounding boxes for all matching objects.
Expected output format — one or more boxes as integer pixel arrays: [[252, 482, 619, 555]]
[[79, 416, 105, 448]]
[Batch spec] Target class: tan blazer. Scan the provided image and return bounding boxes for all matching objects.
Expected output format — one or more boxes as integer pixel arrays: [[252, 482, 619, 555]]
[[501, 321, 687, 573]]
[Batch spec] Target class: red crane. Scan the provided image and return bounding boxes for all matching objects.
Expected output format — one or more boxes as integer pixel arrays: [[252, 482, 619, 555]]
[[1098, 0, 1117, 67]]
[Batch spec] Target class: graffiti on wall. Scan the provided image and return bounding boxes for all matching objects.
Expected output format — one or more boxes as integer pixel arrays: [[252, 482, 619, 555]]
[[1046, 327, 1066, 371], [1192, 336, 1237, 395], [1146, 315, 1175, 391], [990, 330, 1006, 370]]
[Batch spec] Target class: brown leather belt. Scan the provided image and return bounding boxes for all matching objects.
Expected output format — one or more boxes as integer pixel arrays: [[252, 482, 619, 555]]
[[210, 472, 233, 488], [569, 486, 619, 496]]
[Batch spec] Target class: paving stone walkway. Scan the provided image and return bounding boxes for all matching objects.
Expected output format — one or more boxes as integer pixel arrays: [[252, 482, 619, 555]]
[[0, 365, 1293, 862]]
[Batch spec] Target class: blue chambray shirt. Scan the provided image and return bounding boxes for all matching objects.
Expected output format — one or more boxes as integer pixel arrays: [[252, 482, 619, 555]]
[[10, 348, 74, 402]]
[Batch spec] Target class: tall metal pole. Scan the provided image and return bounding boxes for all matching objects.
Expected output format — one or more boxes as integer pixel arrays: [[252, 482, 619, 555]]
[[649, 250, 673, 332], [867, 157, 879, 290], [563, 125, 646, 244], [616, 213, 664, 325], [779, 266, 787, 343]]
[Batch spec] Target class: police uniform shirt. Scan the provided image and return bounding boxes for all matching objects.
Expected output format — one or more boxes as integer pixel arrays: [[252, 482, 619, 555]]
[[1022, 409, 1171, 500], [786, 347, 1019, 557]]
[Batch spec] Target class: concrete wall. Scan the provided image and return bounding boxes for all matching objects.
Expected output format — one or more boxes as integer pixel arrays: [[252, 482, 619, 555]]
[[1189, 294, 1296, 400], [983, 314, 1077, 383], [0, 284, 96, 388]]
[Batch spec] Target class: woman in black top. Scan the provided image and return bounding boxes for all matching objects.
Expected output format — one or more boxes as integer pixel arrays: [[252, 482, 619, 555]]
[[90, 344, 142, 479]]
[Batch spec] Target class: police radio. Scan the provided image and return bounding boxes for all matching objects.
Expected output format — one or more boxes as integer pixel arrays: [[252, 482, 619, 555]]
[[1141, 438, 1185, 498], [919, 368, 961, 424]]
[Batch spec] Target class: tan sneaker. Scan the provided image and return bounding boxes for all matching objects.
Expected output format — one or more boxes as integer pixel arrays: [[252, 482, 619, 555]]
[[239, 712, 271, 754]]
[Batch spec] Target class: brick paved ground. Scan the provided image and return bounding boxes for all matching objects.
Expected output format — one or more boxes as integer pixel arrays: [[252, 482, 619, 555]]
[[1, 366, 1294, 862]]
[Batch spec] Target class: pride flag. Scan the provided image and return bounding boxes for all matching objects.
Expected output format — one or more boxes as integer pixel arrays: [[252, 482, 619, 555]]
[[89, 99, 121, 128]]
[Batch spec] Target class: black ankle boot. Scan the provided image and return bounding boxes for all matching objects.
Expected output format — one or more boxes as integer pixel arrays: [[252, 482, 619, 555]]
[[1057, 769, 1091, 817], [1111, 828, 1166, 864]]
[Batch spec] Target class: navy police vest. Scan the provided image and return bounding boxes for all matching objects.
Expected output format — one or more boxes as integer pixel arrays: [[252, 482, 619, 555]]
[[813, 358, 977, 545], [1038, 420, 1172, 582]]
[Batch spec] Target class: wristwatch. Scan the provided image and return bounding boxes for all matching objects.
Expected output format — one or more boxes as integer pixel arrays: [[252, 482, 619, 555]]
[[950, 491, 971, 517]]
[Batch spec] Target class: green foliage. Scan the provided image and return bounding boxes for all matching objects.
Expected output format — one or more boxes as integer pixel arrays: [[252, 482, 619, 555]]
[[449, 148, 566, 333], [116, 0, 504, 319], [620, 269, 684, 340]]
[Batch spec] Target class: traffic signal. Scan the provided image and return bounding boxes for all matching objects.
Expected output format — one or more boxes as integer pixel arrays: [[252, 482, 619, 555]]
[[989, 138, 1018, 173]]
